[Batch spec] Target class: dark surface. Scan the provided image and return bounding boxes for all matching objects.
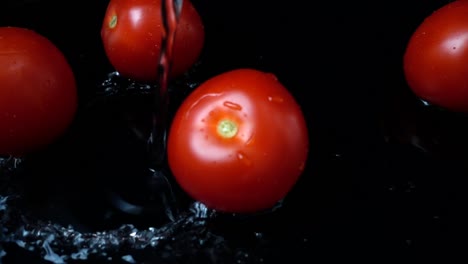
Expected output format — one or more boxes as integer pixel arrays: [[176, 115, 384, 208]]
[[1, 0, 467, 263]]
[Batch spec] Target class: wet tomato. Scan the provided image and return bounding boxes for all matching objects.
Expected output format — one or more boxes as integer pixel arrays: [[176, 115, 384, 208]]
[[0, 27, 77, 157], [404, 0, 468, 112], [167, 69, 309, 213], [101, 0, 205, 83]]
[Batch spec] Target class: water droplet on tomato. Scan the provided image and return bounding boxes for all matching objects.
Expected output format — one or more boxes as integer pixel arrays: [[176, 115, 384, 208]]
[[223, 101, 242, 111], [237, 151, 252, 166], [245, 134, 255, 146], [268, 96, 284, 103]]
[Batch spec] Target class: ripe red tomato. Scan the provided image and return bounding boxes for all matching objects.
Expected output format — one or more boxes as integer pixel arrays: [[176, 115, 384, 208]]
[[403, 0, 468, 112], [167, 69, 309, 213], [101, 0, 205, 83], [0, 27, 77, 157]]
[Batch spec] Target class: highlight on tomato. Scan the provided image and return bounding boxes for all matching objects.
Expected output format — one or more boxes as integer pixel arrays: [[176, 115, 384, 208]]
[[167, 68, 309, 213], [403, 0, 468, 113], [0, 27, 78, 157], [101, 0, 205, 83]]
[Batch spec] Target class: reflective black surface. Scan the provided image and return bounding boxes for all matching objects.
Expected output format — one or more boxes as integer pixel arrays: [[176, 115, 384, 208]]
[[1, 0, 466, 263]]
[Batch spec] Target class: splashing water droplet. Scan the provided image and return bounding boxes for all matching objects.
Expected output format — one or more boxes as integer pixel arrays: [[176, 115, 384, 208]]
[[122, 255, 136, 263], [419, 99, 431, 106], [223, 101, 243, 111], [254, 232, 264, 239]]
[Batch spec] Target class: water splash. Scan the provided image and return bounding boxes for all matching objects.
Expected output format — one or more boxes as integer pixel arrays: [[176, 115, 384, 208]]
[[0, 156, 23, 172], [148, 0, 184, 168], [1, 196, 218, 262]]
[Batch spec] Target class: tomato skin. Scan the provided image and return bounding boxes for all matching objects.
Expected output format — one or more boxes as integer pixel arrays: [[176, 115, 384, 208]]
[[101, 0, 205, 83], [403, 0, 468, 112], [0, 27, 77, 157], [167, 69, 309, 213]]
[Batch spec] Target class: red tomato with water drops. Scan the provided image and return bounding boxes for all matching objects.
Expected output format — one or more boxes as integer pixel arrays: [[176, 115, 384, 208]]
[[101, 0, 205, 83], [0, 27, 77, 157], [167, 69, 309, 213], [404, 0, 468, 112]]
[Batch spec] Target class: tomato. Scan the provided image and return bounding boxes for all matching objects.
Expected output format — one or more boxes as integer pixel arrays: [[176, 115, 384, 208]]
[[403, 0, 468, 113], [167, 69, 309, 213], [0, 27, 77, 157], [101, 0, 205, 83]]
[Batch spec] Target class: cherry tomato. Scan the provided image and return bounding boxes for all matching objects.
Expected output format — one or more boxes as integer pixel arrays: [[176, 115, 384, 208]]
[[403, 0, 468, 112], [0, 27, 77, 157], [167, 69, 309, 213], [101, 0, 205, 83]]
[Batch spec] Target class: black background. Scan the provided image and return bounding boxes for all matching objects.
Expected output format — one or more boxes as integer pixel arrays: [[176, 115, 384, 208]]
[[1, 0, 467, 263]]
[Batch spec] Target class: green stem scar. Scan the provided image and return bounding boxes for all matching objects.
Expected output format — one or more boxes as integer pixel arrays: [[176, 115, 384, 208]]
[[109, 15, 118, 29], [217, 119, 238, 138]]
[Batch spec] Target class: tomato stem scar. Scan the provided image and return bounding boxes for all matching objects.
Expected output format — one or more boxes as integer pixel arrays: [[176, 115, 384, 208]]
[[217, 119, 238, 138], [109, 15, 118, 29]]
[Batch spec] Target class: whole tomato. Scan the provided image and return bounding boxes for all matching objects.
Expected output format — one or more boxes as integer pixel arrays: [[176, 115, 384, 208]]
[[167, 69, 309, 213], [404, 0, 468, 112], [101, 0, 205, 83], [0, 27, 77, 157]]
